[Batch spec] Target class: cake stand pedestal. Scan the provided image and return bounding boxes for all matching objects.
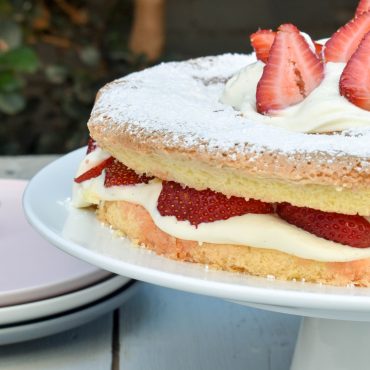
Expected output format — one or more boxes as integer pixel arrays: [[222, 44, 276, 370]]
[[290, 318, 370, 370], [239, 301, 370, 370]]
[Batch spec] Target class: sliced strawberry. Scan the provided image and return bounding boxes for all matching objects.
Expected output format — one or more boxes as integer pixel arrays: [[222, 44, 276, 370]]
[[250, 29, 276, 63], [324, 11, 370, 62], [87, 137, 97, 154], [314, 42, 323, 57], [104, 159, 153, 187], [277, 203, 370, 248], [74, 157, 114, 183], [356, 0, 370, 16], [256, 23, 324, 114], [157, 181, 273, 227], [340, 31, 370, 110], [250, 29, 323, 63]]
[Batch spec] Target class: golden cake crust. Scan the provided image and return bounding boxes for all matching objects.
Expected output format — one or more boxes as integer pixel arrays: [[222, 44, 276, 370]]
[[98, 200, 370, 287]]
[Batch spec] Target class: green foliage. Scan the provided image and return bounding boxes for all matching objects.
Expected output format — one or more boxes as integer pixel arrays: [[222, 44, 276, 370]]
[[0, 47, 39, 114], [0, 71, 22, 92], [0, 47, 39, 73], [0, 19, 21, 49], [0, 0, 148, 154], [0, 11, 39, 115]]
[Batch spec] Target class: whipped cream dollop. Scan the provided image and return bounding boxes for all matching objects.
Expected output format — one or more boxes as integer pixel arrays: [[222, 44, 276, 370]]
[[221, 61, 370, 133], [73, 149, 370, 263]]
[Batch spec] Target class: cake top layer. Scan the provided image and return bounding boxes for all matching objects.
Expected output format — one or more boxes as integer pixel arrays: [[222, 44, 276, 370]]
[[90, 54, 370, 164]]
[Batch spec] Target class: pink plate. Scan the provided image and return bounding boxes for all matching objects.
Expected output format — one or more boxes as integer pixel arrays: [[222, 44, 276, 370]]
[[0, 179, 112, 307]]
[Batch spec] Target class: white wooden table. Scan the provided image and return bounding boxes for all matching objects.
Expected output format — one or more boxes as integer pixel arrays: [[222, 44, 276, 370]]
[[0, 156, 300, 370]]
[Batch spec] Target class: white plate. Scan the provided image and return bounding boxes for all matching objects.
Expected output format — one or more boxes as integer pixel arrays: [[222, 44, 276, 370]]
[[23, 148, 370, 321], [0, 179, 112, 307], [0, 275, 130, 325], [0, 280, 137, 345]]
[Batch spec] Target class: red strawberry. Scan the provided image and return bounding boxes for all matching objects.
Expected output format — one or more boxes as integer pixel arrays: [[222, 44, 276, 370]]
[[356, 0, 370, 16], [157, 181, 273, 227], [340, 31, 370, 110], [74, 157, 114, 183], [277, 203, 370, 248], [87, 137, 97, 154], [324, 11, 370, 62], [256, 24, 324, 114], [104, 159, 153, 187], [314, 42, 323, 57], [250, 29, 276, 63]]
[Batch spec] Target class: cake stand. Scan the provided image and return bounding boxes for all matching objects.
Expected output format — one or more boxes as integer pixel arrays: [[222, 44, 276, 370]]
[[23, 148, 370, 370]]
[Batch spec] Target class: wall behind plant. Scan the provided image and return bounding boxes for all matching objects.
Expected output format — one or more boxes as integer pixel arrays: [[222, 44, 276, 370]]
[[166, 0, 356, 58]]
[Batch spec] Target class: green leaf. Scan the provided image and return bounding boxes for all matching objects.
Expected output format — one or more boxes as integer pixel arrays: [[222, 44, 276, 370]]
[[0, 47, 39, 73], [0, 20, 21, 50], [0, 71, 22, 92], [0, 92, 25, 114]]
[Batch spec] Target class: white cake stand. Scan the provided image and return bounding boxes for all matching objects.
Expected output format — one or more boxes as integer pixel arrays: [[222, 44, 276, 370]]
[[23, 148, 370, 370]]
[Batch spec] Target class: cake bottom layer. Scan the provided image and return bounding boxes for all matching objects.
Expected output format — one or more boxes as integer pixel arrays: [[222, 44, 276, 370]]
[[97, 200, 370, 287]]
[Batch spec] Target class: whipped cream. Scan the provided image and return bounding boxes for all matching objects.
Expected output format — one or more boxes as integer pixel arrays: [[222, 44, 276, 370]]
[[221, 61, 370, 133], [72, 148, 111, 207], [73, 150, 370, 262]]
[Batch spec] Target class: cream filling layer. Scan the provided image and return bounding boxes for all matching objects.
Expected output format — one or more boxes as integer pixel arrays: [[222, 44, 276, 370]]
[[220, 61, 370, 133], [72, 152, 370, 263], [72, 148, 112, 207]]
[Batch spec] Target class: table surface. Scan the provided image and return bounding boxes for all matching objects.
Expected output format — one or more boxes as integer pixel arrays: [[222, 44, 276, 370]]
[[0, 155, 300, 370]]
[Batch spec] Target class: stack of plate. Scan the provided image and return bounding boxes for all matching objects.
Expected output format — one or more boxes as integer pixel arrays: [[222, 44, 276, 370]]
[[0, 179, 135, 345]]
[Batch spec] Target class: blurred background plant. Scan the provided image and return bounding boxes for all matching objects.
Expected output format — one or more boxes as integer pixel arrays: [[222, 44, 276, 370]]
[[0, 0, 147, 154], [0, 19, 38, 115]]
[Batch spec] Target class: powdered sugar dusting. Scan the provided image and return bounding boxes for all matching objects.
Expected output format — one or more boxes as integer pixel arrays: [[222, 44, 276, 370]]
[[91, 54, 370, 162]]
